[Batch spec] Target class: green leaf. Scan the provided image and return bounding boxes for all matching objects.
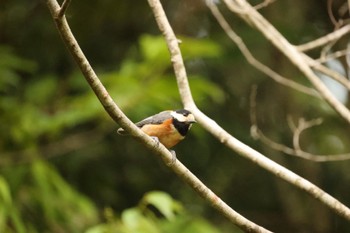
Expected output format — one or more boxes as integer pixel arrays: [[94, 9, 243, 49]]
[[121, 208, 160, 233], [31, 160, 99, 232], [141, 191, 182, 220], [0, 176, 26, 233], [0, 176, 12, 208]]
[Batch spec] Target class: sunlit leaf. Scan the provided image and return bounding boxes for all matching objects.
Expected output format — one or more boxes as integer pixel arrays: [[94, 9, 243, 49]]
[[141, 191, 182, 220]]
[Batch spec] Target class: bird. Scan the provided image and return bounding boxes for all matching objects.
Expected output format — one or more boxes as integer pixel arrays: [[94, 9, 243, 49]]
[[117, 109, 196, 148]]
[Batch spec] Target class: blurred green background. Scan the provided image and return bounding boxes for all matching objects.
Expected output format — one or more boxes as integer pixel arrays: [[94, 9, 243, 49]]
[[1, 0, 350, 232]]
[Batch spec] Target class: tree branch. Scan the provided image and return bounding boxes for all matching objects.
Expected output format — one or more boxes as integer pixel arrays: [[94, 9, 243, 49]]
[[317, 49, 350, 63], [303, 53, 350, 91], [58, 0, 71, 18], [149, 0, 350, 223], [46, 0, 271, 232], [223, 0, 350, 125], [250, 87, 350, 162], [47, 0, 350, 229], [254, 0, 276, 10], [146, 1, 270, 232], [208, 3, 320, 98], [296, 24, 350, 52], [146, 0, 195, 110]]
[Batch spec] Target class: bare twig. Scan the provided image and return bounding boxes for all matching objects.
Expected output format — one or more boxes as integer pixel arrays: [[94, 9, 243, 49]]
[[47, 0, 350, 227], [316, 48, 350, 63], [47, 1, 271, 232], [251, 127, 350, 162], [254, 0, 276, 10], [292, 118, 323, 152], [296, 24, 350, 51], [250, 86, 350, 162], [151, 0, 350, 223], [223, 0, 350, 125], [208, 3, 319, 98], [58, 0, 71, 18], [146, 1, 195, 110], [303, 54, 350, 90], [328, 0, 342, 27], [147, 1, 270, 232]]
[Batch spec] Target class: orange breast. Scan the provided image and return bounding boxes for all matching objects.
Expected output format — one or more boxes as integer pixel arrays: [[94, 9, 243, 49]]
[[140, 119, 185, 148]]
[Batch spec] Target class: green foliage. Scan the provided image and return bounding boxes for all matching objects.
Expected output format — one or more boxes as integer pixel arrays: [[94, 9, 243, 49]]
[[0, 160, 98, 233], [0, 33, 224, 152], [0, 176, 25, 233], [104, 34, 224, 116], [0, 33, 227, 233], [85, 191, 222, 233], [0, 46, 37, 93], [2, 1, 350, 232]]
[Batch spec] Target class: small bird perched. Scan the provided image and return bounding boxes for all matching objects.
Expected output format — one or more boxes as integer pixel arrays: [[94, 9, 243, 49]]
[[117, 109, 196, 148]]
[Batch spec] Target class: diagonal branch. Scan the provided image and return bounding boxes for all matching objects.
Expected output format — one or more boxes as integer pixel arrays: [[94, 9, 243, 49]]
[[146, 0, 195, 110], [147, 1, 270, 232], [296, 24, 350, 52], [250, 87, 350, 162], [148, 0, 350, 223], [254, 0, 276, 10], [208, 3, 319, 98], [46, 1, 270, 233], [58, 0, 71, 18], [303, 53, 350, 90], [223, 0, 350, 125], [251, 126, 350, 162], [317, 49, 350, 63]]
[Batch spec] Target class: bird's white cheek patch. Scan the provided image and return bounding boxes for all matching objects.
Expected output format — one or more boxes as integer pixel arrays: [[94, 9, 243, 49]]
[[171, 112, 187, 122]]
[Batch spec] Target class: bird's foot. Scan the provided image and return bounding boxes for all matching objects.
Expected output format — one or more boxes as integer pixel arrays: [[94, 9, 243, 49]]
[[150, 136, 160, 147], [149, 137, 176, 165]]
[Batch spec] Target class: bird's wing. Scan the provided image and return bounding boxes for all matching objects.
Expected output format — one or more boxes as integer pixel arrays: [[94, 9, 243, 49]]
[[117, 110, 172, 135], [135, 110, 172, 127]]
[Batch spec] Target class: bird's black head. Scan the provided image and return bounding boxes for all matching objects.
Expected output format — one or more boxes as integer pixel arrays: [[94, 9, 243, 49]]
[[171, 109, 196, 136], [175, 109, 191, 116]]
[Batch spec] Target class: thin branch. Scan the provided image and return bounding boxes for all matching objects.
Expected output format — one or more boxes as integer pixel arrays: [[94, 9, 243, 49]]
[[292, 118, 323, 152], [58, 0, 71, 18], [320, 40, 337, 61], [250, 87, 350, 162], [316, 48, 350, 63], [146, 0, 195, 110], [46, 1, 270, 233], [223, 0, 350, 125], [150, 0, 350, 223], [303, 54, 350, 90], [208, 3, 320, 98], [251, 126, 350, 162], [296, 24, 350, 52], [47, 0, 350, 226], [254, 0, 276, 10], [327, 0, 344, 28], [147, 1, 270, 232]]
